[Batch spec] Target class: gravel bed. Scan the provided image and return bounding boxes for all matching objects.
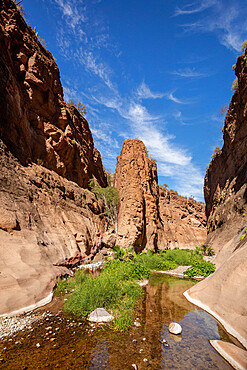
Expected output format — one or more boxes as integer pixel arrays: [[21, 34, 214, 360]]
[[0, 311, 50, 339]]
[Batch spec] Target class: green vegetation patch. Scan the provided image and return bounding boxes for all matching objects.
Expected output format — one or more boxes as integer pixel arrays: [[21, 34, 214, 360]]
[[185, 260, 215, 278], [56, 246, 216, 330], [56, 260, 148, 331], [136, 251, 178, 271]]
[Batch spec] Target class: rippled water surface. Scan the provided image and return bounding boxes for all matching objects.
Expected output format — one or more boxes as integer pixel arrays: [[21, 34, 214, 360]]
[[0, 273, 233, 369]]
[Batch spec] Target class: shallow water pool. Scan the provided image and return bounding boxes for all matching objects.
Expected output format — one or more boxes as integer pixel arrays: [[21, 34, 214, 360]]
[[0, 273, 233, 369]]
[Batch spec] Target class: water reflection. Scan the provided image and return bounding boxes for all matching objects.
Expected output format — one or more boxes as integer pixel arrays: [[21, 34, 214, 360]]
[[90, 340, 109, 369], [0, 273, 233, 369]]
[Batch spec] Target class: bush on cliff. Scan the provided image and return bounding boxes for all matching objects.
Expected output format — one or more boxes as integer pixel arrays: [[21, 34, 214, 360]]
[[68, 99, 87, 117], [89, 179, 119, 232]]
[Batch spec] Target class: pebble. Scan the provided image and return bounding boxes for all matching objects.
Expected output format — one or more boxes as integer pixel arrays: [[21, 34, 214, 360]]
[[132, 365, 138, 370], [142, 337, 146, 341], [159, 339, 167, 344], [36, 343, 40, 348], [134, 321, 141, 327], [143, 358, 148, 362]]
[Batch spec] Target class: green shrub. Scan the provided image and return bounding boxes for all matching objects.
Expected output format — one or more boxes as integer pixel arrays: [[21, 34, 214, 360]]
[[185, 260, 215, 278], [240, 235, 245, 241], [136, 252, 178, 271], [89, 179, 119, 231], [241, 40, 247, 52], [104, 259, 150, 281], [161, 248, 196, 265], [68, 99, 87, 117], [60, 263, 145, 331]]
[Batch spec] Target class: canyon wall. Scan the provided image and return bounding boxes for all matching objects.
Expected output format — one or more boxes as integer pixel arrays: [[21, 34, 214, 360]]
[[0, 0, 107, 188], [0, 0, 207, 315], [0, 0, 107, 315], [159, 187, 206, 249], [185, 49, 247, 351], [114, 139, 206, 252]]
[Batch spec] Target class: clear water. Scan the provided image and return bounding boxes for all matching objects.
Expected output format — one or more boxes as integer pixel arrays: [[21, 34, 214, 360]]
[[0, 273, 233, 369]]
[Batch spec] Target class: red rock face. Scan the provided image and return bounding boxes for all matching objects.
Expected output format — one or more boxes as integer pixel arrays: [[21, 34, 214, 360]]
[[204, 50, 247, 251], [0, 140, 107, 315], [0, 0, 107, 188], [159, 188, 206, 249], [0, 1, 108, 315], [114, 139, 206, 251], [115, 139, 161, 251], [185, 50, 247, 351]]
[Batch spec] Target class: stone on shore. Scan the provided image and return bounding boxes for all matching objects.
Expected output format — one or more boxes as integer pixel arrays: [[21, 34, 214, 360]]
[[88, 308, 114, 323]]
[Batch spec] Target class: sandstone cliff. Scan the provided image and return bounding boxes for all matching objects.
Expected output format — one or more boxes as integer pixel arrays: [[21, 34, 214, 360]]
[[159, 188, 206, 249], [114, 139, 206, 252], [0, 0, 107, 188], [0, 0, 108, 315], [185, 50, 247, 353], [114, 139, 162, 251]]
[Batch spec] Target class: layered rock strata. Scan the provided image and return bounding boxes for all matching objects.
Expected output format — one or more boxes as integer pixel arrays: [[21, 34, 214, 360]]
[[185, 50, 247, 353], [0, 140, 107, 315], [0, 0, 107, 188], [114, 139, 162, 251], [0, 1, 107, 315], [159, 188, 206, 249], [114, 139, 206, 251]]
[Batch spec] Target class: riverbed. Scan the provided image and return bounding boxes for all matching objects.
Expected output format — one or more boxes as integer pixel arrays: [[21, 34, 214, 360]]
[[0, 273, 233, 369]]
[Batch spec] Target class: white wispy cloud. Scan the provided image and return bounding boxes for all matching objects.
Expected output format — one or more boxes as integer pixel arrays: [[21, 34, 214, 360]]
[[166, 92, 195, 104], [54, 0, 85, 30], [78, 49, 115, 90], [136, 81, 165, 100], [91, 126, 120, 149], [171, 67, 207, 78], [174, 0, 215, 16], [176, 1, 247, 52]]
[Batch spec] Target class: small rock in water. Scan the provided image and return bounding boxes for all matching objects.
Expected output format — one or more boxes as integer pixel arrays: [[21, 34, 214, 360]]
[[159, 339, 167, 344], [168, 322, 182, 335]]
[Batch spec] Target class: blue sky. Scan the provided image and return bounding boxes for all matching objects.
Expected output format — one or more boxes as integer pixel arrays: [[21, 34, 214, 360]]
[[22, 0, 247, 200]]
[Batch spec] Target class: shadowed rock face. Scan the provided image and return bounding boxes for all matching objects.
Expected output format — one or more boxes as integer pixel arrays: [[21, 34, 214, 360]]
[[114, 139, 206, 252], [204, 49, 247, 252], [186, 50, 247, 350], [0, 0, 107, 188]]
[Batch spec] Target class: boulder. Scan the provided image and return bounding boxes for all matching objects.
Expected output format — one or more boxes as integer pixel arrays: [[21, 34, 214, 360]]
[[88, 308, 114, 323], [168, 322, 182, 335]]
